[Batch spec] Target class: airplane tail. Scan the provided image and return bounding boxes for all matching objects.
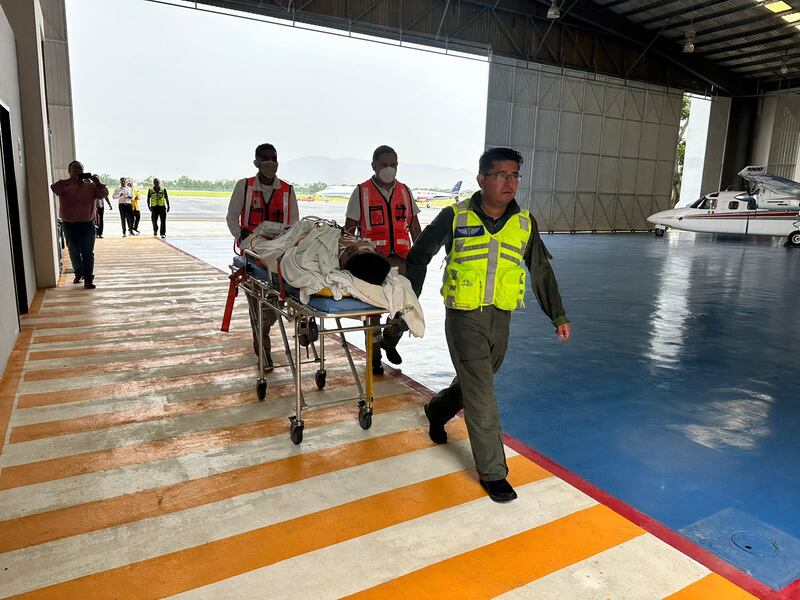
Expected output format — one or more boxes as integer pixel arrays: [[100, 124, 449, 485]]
[[450, 181, 462, 194]]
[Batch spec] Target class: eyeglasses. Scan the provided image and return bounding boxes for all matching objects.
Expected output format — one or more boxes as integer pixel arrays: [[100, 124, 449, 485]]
[[485, 172, 521, 182]]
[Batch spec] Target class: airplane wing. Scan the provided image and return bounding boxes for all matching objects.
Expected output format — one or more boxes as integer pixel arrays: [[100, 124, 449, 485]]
[[738, 166, 800, 198]]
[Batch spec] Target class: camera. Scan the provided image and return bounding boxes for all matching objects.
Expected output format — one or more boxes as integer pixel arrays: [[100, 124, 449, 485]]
[[78, 172, 94, 181]]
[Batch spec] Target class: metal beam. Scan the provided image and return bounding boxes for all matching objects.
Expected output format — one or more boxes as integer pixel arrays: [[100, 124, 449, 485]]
[[696, 30, 797, 56], [617, 0, 685, 19], [652, 2, 762, 32], [634, 0, 729, 27], [715, 42, 797, 64]]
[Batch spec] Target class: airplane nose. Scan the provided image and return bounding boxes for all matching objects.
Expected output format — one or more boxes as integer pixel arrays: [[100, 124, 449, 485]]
[[647, 210, 670, 224]]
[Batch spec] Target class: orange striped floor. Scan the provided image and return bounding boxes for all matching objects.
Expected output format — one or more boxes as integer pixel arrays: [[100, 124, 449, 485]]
[[0, 237, 758, 599]]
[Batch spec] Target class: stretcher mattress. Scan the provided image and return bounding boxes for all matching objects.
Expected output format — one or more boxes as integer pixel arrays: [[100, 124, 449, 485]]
[[233, 255, 383, 313]]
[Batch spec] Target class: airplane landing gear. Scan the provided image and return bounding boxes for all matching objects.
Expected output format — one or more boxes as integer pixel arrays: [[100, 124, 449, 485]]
[[787, 230, 800, 247], [654, 226, 666, 237]]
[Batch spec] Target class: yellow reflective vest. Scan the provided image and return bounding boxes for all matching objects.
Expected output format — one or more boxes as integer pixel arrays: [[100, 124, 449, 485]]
[[442, 199, 531, 311]]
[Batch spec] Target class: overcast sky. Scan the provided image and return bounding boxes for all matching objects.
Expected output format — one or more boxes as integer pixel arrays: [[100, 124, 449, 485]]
[[65, 0, 489, 182]]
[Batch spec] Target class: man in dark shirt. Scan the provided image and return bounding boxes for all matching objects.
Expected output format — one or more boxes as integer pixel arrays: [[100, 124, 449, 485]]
[[405, 147, 570, 503], [51, 160, 109, 289]]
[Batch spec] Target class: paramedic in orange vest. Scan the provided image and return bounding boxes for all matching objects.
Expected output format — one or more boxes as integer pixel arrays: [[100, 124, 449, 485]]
[[344, 145, 422, 375], [227, 143, 299, 368]]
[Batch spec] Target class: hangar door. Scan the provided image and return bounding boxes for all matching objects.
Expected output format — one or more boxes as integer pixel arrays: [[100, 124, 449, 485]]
[[485, 57, 682, 232]]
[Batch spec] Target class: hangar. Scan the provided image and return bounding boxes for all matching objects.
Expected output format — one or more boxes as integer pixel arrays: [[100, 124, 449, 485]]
[[0, 0, 798, 597]]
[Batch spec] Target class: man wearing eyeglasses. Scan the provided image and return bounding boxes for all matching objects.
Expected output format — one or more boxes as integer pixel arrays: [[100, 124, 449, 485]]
[[405, 147, 570, 503]]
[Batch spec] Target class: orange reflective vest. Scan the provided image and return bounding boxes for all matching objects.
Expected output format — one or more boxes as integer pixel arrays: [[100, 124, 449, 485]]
[[241, 177, 293, 232], [357, 179, 413, 258]]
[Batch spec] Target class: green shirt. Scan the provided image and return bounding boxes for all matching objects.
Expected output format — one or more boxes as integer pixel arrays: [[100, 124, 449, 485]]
[[405, 192, 568, 327]]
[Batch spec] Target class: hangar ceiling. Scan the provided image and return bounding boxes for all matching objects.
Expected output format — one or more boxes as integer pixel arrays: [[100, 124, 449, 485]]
[[177, 0, 800, 94]]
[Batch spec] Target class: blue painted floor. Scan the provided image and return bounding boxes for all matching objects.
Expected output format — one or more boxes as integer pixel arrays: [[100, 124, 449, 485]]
[[498, 231, 800, 591], [169, 226, 800, 591]]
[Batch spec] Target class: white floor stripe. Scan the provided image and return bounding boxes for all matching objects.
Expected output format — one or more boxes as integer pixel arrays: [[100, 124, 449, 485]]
[[8, 373, 408, 429], [3, 377, 411, 466], [0, 404, 440, 520], [171, 477, 593, 600], [0, 441, 483, 597], [495, 534, 710, 600], [17, 354, 259, 394], [22, 338, 249, 370]]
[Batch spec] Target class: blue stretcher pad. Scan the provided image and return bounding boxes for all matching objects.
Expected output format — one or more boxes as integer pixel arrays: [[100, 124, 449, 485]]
[[233, 255, 382, 313]]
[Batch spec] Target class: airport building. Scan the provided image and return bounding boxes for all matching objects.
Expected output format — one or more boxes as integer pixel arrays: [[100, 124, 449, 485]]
[[1, 1, 799, 597]]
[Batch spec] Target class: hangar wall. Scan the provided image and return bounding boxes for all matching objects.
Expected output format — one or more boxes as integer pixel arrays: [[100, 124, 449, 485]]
[[752, 92, 800, 180], [485, 57, 681, 232], [0, 6, 27, 372]]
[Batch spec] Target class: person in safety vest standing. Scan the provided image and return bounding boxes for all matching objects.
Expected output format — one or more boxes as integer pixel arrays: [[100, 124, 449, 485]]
[[405, 147, 570, 503], [227, 143, 299, 367], [344, 145, 422, 375], [147, 178, 170, 238]]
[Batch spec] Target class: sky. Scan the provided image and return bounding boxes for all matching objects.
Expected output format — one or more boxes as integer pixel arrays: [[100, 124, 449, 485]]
[[65, 0, 489, 182]]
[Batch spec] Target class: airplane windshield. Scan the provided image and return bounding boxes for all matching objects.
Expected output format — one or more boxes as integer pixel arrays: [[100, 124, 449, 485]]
[[690, 197, 715, 209], [689, 197, 705, 208]]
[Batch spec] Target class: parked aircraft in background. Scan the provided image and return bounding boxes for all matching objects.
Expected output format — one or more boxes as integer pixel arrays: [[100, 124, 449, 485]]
[[314, 185, 356, 199], [647, 166, 800, 246], [413, 181, 462, 202]]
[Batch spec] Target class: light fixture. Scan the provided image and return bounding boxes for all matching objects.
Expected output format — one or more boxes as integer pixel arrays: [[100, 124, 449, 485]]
[[764, 1, 791, 13], [547, 0, 560, 19], [780, 62, 790, 75], [781, 12, 800, 22], [682, 30, 696, 53]]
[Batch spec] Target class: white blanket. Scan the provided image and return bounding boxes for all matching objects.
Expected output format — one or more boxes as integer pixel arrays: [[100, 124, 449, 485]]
[[245, 220, 425, 338]]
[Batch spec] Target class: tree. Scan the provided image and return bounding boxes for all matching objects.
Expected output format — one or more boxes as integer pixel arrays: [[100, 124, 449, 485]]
[[671, 94, 691, 204]]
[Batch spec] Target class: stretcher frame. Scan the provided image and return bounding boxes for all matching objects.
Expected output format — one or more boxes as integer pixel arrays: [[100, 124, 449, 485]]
[[226, 249, 386, 444]]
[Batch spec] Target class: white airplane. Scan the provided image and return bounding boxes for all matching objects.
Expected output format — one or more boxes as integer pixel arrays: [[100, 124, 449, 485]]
[[647, 166, 800, 247], [413, 181, 462, 202], [313, 185, 356, 199]]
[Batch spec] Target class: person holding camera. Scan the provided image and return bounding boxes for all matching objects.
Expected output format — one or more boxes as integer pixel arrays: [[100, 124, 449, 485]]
[[113, 177, 136, 236], [51, 160, 109, 289]]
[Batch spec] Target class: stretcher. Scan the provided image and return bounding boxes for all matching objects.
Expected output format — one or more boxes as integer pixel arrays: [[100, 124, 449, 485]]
[[223, 249, 387, 445]]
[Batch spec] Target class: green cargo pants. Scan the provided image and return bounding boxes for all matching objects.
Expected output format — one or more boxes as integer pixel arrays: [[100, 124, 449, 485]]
[[427, 305, 511, 481]]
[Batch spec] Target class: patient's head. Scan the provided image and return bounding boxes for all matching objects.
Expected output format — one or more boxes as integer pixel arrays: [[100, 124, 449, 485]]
[[344, 252, 391, 285]]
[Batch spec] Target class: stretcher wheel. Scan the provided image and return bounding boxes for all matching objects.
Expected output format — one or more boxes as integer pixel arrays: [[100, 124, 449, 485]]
[[358, 402, 373, 430], [256, 378, 267, 401], [315, 369, 327, 390], [290, 419, 304, 445]]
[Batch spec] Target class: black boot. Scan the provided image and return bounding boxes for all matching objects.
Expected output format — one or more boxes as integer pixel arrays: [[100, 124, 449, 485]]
[[480, 478, 518, 503], [423, 402, 448, 444]]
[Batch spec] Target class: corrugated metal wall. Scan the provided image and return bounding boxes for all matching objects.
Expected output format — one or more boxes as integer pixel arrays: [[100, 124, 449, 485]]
[[41, 0, 74, 182], [699, 96, 730, 196], [766, 94, 800, 180], [486, 57, 682, 232]]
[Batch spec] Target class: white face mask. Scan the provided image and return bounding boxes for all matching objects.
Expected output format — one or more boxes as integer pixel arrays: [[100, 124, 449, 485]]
[[378, 166, 397, 184], [259, 160, 278, 178]]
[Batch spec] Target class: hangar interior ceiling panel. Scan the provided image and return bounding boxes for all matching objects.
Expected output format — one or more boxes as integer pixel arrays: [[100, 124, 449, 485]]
[[192, 0, 800, 93], [486, 58, 681, 232]]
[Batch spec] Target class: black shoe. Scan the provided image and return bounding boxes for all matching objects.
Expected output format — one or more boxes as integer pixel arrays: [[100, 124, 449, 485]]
[[153, 232, 157, 237], [423, 402, 448, 444], [372, 363, 384, 376], [83, 282, 96, 290], [123, 233, 127, 237], [480, 478, 518, 503], [130, 231, 139, 236], [160, 234, 166, 239], [381, 342, 402, 365], [72, 274, 83, 284]]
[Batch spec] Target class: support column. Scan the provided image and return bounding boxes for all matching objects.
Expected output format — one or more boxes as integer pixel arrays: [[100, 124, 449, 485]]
[[0, 0, 59, 288]]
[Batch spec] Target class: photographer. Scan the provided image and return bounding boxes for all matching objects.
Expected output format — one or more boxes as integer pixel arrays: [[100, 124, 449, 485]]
[[51, 160, 109, 289]]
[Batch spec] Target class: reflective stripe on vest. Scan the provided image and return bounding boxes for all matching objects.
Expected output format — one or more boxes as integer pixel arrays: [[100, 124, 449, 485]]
[[442, 199, 531, 311], [242, 177, 292, 231], [357, 179, 413, 258]]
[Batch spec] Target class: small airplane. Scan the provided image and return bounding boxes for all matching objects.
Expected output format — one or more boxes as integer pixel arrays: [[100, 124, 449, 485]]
[[413, 181, 462, 202], [647, 166, 800, 247], [314, 185, 356, 199]]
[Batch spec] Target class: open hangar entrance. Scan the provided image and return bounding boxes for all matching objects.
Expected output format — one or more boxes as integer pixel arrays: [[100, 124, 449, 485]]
[[181, 0, 800, 232]]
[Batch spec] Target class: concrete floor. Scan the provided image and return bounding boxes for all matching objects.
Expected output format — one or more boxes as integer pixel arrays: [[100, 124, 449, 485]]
[[0, 236, 763, 598]]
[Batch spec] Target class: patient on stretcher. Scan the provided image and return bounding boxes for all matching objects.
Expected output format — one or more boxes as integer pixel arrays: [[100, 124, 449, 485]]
[[244, 217, 424, 337]]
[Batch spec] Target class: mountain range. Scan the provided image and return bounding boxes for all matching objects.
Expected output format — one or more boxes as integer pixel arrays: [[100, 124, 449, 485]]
[[280, 156, 475, 189]]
